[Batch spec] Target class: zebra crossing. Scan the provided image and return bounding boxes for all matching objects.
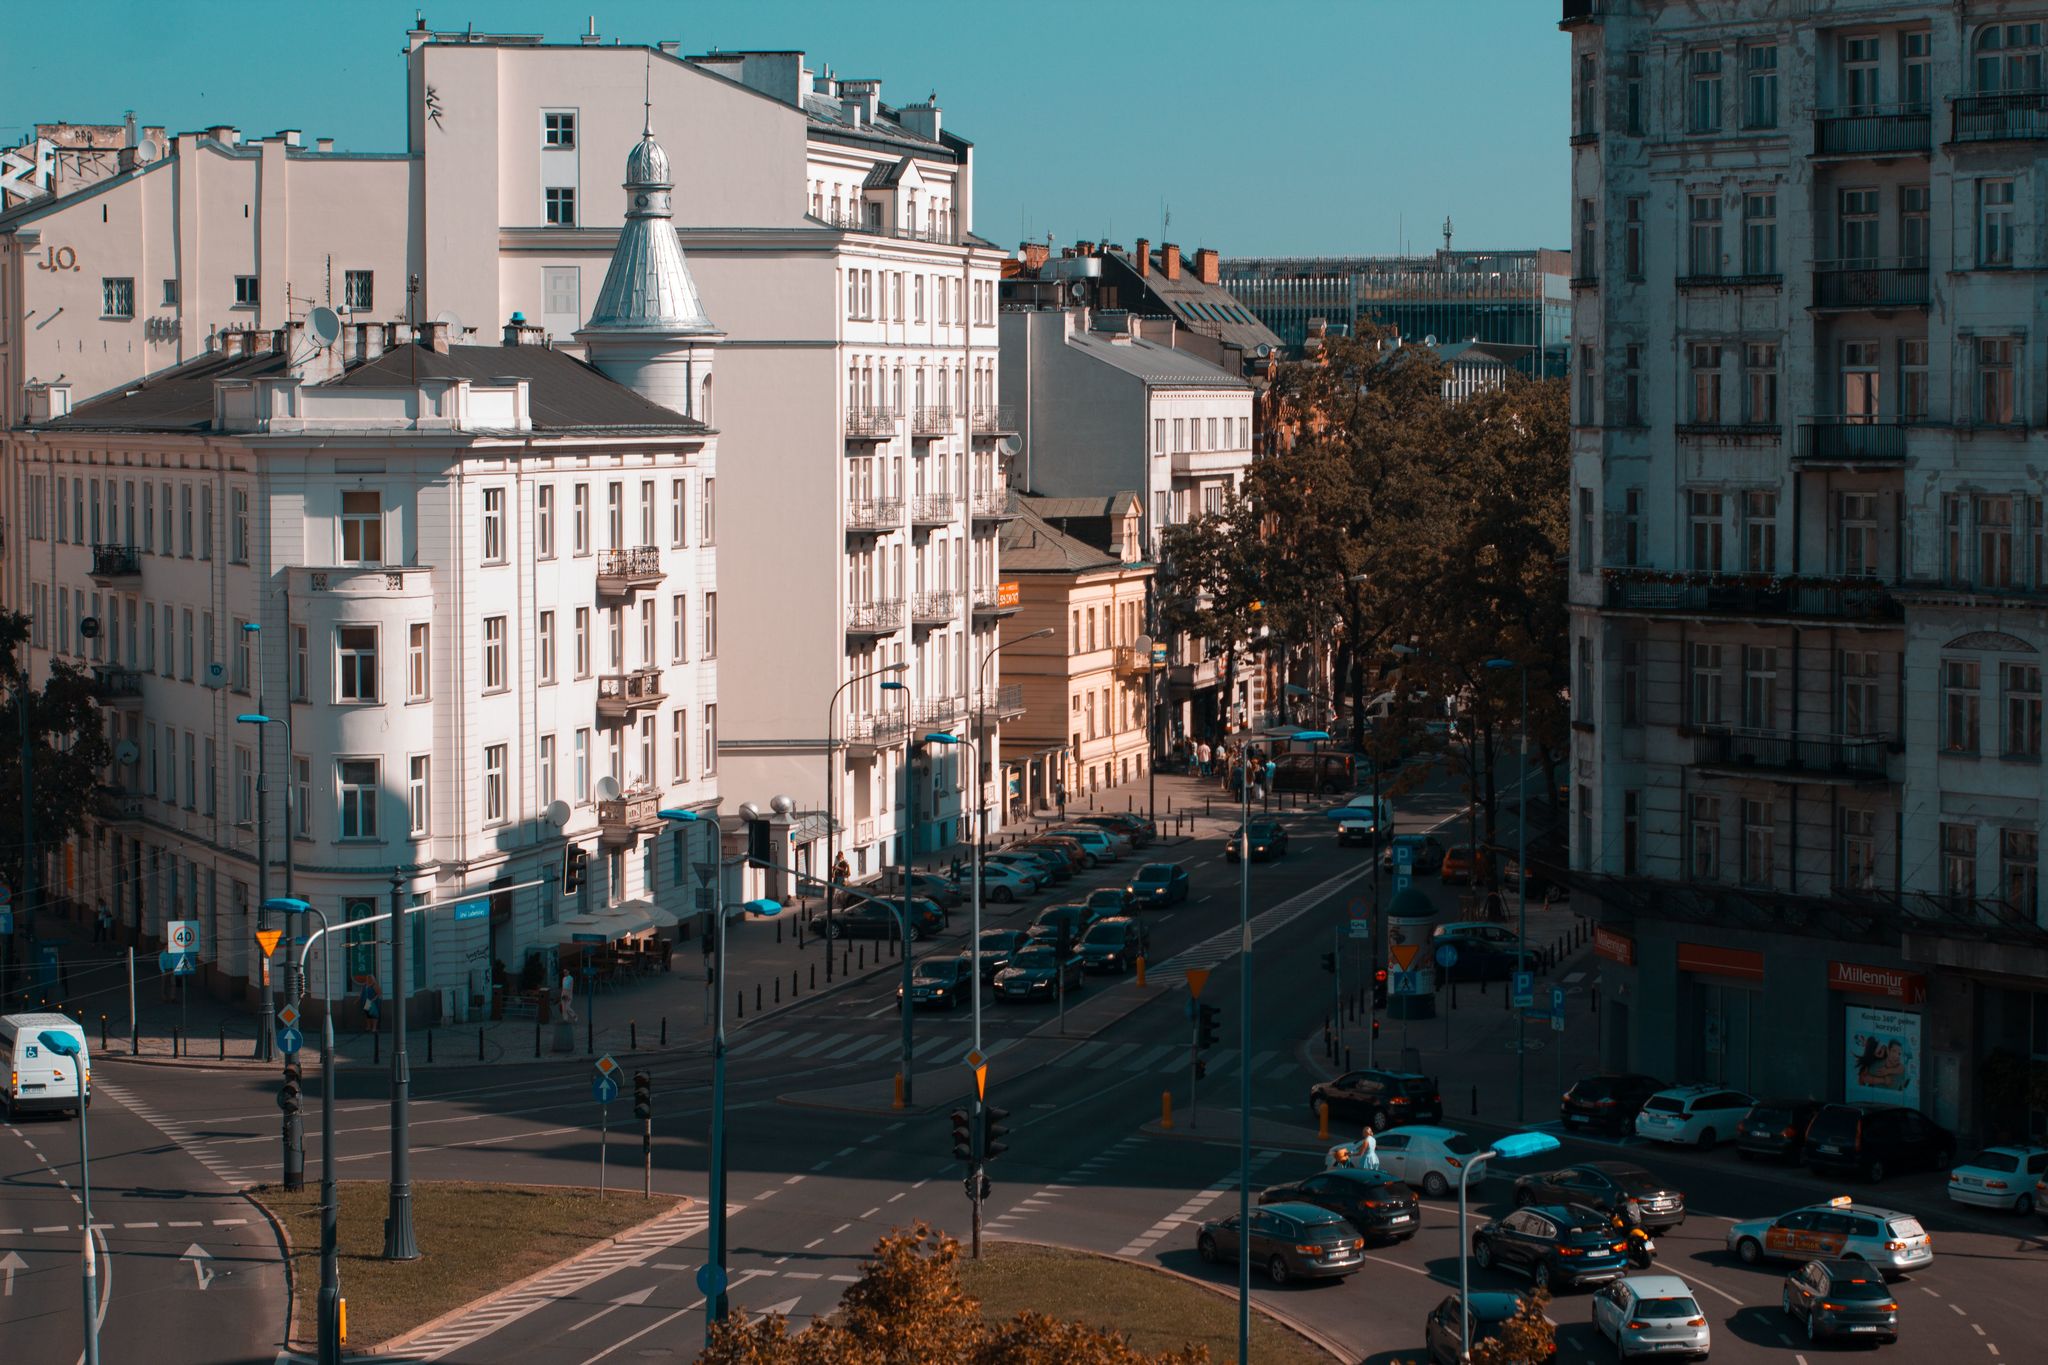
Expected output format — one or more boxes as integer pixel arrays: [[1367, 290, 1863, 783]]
[[1115, 1149, 1288, 1260], [92, 1081, 253, 1190], [723, 1025, 1278, 1081], [376, 1200, 715, 1362]]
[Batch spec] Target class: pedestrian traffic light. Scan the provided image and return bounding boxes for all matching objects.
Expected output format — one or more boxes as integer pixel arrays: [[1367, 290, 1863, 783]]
[[1195, 1058, 1208, 1080], [279, 1060, 302, 1115], [563, 845, 588, 895], [1320, 951, 1337, 975], [633, 1071, 652, 1123], [1372, 1018, 1381, 1040], [1373, 967, 1388, 1009], [1196, 1003, 1220, 1051], [983, 1105, 1011, 1161], [950, 1107, 974, 1161]]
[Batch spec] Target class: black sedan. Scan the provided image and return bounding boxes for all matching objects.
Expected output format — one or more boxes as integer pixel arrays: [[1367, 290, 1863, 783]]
[[1260, 1166, 1420, 1244], [1126, 862, 1191, 908], [1309, 1068, 1442, 1127], [1196, 1203, 1364, 1284], [1513, 1161, 1686, 1232], [1224, 818, 1289, 862], [1781, 1258, 1899, 1344], [1737, 1098, 1823, 1162], [973, 929, 1029, 982], [897, 953, 971, 1010], [1471, 1204, 1630, 1293], [1439, 942, 1538, 984], [1560, 1073, 1666, 1135], [825, 899, 941, 940], [993, 943, 1084, 1001]]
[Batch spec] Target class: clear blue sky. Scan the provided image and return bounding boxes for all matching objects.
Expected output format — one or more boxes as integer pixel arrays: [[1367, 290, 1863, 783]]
[[1, 0, 1567, 257]]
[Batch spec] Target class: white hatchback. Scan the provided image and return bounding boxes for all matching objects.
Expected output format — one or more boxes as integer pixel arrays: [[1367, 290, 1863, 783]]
[[1948, 1147, 2048, 1213], [1369, 1124, 1485, 1198], [1634, 1085, 1754, 1149], [1591, 1274, 1712, 1361]]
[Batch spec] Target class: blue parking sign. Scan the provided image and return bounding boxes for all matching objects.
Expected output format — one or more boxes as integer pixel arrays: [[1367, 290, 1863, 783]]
[[1511, 970, 1534, 1008]]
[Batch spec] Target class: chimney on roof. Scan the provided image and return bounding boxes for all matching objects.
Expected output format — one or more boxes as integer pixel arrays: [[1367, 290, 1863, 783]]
[[1135, 238, 1150, 278], [207, 124, 239, 146], [580, 14, 600, 44], [1020, 241, 1050, 273], [1161, 244, 1181, 281], [417, 319, 453, 354], [502, 312, 546, 346], [352, 322, 385, 364], [23, 381, 73, 423], [276, 129, 302, 147], [1195, 248, 1220, 285], [658, 39, 679, 54], [316, 136, 334, 152], [840, 79, 880, 127], [899, 96, 941, 142]]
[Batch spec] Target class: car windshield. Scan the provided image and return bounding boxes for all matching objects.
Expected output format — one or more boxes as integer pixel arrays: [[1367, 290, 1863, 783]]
[[913, 961, 960, 983], [1643, 1096, 1685, 1113], [1805, 1107, 1861, 1142], [1829, 1274, 1893, 1300], [1968, 1150, 2021, 1172], [1009, 946, 1056, 968], [1088, 890, 1125, 906], [1082, 923, 1127, 945], [1139, 864, 1175, 880], [1637, 1296, 1702, 1318]]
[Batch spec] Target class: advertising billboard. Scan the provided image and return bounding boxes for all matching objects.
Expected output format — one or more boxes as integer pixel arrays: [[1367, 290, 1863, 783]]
[[1845, 1005, 1921, 1109]]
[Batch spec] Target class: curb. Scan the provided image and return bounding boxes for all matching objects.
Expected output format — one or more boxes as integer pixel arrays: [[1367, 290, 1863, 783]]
[[244, 1186, 300, 1354], [980, 1238, 1348, 1363]]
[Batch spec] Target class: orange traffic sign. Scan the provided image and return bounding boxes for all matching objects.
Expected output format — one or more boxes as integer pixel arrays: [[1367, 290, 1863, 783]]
[[973, 1064, 988, 1101], [1186, 968, 1211, 1000], [1389, 943, 1421, 972], [254, 929, 284, 959], [595, 1054, 619, 1076]]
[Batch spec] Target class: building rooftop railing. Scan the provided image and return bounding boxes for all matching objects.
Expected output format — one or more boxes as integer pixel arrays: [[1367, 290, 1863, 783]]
[[1694, 726, 1892, 783], [1602, 569, 1901, 623]]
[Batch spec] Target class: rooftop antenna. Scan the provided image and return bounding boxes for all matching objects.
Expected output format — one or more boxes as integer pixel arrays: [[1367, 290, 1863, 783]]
[[643, 51, 653, 136], [1443, 215, 1454, 254]]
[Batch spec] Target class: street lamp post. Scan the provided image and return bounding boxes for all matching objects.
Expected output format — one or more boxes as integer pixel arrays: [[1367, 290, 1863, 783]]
[[1235, 727, 1328, 1365], [974, 627, 1054, 1066], [39, 1029, 96, 1365], [1455, 1131, 1560, 1361], [383, 869, 418, 1260], [238, 706, 299, 1189], [278, 897, 341, 1365], [825, 663, 908, 980], [660, 806, 782, 1346], [899, 731, 965, 1106], [1484, 657, 1531, 1125]]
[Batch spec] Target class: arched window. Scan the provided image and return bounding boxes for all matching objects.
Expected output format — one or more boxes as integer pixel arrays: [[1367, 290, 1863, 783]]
[[1975, 22, 2044, 93]]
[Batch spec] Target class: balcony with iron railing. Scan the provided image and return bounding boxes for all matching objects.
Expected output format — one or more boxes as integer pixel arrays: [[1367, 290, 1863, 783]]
[[895, 224, 959, 245], [1815, 102, 1932, 157], [1693, 726, 1893, 784], [911, 590, 957, 625], [992, 682, 1025, 720], [1115, 644, 1164, 676], [1812, 259, 1929, 311], [1559, 0, 1599, 23], [596, 790, 667, 848], [910, 494, 955, 527], [970, 586, 1019, 618], [90, 666, 145, 705], [595, 545, 664, 596], [90, 544, 141, 580], [1952, 90, 2048, 144], [970, 404, 1016, 435], [1674, 420, 1782, 442], [969, 490, 1016, 521], [911, 406, 954, 437], [845, 710, 911, 756], [845, 406, 899, 440], [94, 783, 143, 823], [845, 498, 902, 534], [916, 695, 964, 727], [1601, 569, 1901, 623], [1675, 271, 1783, 292], [846, 599, 904, 635], [1797, 417, 1909, 464], [596, 666, 667, 722]]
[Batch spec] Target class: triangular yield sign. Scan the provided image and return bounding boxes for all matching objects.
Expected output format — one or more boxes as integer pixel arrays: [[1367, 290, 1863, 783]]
[[1389, 943, 1420, 971], [973, 1064, 987, 1101], [255, 929, 283, 958], [1186, 968, 1210, 1000]]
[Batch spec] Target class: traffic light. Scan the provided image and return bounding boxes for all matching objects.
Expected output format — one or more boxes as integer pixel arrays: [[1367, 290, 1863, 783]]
[[1194, 1058, 1208, 1080], [633, 1071, 652, 1123], [278, 1060, 302, 1115], [1373, 967, 1388, 1009], [1320, 951, 1337, 975], [1372, 1018, 1382, 1040], [564, 844, 588, 895], [950, 1107, 974, 1161], [983, 1105, 1011, 1162], [1196, 1003, 1220, 1052]]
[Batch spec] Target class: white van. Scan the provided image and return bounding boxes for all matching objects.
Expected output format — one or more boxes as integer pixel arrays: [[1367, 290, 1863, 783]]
[[0, 1012, 90, 1118]]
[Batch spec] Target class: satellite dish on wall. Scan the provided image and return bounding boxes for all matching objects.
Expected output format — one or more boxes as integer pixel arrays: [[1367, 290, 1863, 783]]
[[999, 434, 1022, 456], [434, 308, 465, 335], [114, 739, 139, 766], [594, 776, 622, 803], [544, 799, 572, 828], [307, 306, 343, 349]]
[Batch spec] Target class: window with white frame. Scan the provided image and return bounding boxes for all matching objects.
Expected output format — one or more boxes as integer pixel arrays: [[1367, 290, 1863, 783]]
[[1690, 642, 1724, 725], [340, 490, 381, 564], [573, 483, 589, 554], [1743, 43, 1778, 128], [703, 591, 718, 658], [1742, 798, 1775, 885], [574, 607, 590, 676], [483, 744, 507, 824], [483, 616, 506, 691], [671, 477, 687, 547], [1743, 343, 1777, 424], [672, 708, 688, 783], [1900, 184, 1930, 267], [2002, 828, 2038, 918], [336, 626, 378, 702], [574, 727, 591, 802], [1979, 178, 2015, 267], [1688, 48, 1723, 133], [102, 277, 134, 319], [1689, 488, 1725, 572], [1942, 821, 1977, 902], [539, 734, 555, 804], [1842, 649, 1881, 735], [538, 611, 556, 684], [408, 623, 430, 700], [1980, 494, 2016, 587], [1623, 197, 1644, 280], [1688, 193, 1723, 277], [231, 487, 250, 563], [343, 271, 373, 311], [1900, 338, 1929, 422], [1978, 337, 2018, 424], [1690, 794, 1722, 880], [1743, 489, 1777, 572], [1690, 343, 1724, 424], [702, 704, 718, 776], [701, 477, 716, 545], [544, 187, 576, 226], [291, 624, 308, 701], [1742, 193, 1776, 275], [543, 111, 576, 147], [1944, 658, 1982, 752], [234, 275, 259, 307], [2005, 662, 2042, 758], [639, 599, 655, 666], [338, 759, 379, 838], [606, 606, 623, 670], [408, 756, 430, 835], [482, 487, 505, 562], [233, 619, 252, 691], [537, 485, 555, 558], [1741, 644, 1778, 728], [639, 716, 656, 786], [1842, 807, 1878, 889], [233, 743, 251, 822], [1975, 22, 2045, 94], [671, 594, 687, 662]]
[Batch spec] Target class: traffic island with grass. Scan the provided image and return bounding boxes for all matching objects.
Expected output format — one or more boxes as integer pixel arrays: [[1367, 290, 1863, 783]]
[[252, 1180, 680, 1350], [955, 1241, 1336, 1364]]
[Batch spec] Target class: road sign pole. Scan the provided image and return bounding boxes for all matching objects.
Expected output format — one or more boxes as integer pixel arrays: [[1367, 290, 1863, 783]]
[[643, 1116, 652, 1201], [383, 872, 418, 1261], [599, 1102, 608, 1200]]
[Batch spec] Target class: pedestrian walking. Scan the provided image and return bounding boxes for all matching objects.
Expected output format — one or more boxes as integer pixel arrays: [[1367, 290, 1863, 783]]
[[1198, 741, 1212, 776], [93, 900, 111, 944], [1055, 779, 1067, 819], [1359, 1125, 1380, 1169], [558, 970, 578, 1025], [359, 976, 381, 1033], [832, 853, 852, 908]]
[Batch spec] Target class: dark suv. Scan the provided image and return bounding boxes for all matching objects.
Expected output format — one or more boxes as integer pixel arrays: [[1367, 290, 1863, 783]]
[[1560, 1074, 1665, 1134], [1737, 1098, 1823, 1163], [1309, 1069, 1443, 1127], [1805, 1103, 1955, 1182], [1260, 1166, 1420, 1244]]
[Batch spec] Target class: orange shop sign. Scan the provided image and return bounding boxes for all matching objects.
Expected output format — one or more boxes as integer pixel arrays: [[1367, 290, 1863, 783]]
[[1676, 942, 1765, 980], [997, 580, 1020, 608], [1593, 926, 1635, 967], [1827, 961, 1928, 1005]]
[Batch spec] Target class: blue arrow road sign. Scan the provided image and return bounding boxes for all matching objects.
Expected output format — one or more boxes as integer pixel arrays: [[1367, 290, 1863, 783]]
[[1511, 970, 1534, 1008], [453, 898, 489, 922], [1434, 942, 1459, 969], [278, 1025, 304, 1055], [592, 1072, 620, 1104]]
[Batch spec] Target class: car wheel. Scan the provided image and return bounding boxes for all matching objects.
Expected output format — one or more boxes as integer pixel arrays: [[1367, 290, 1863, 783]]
[[1474, 1239, 1494, 1270], [1266, 1255, 1290, 1285], [1864, 1159, 1887, 1183], [1696, 1127, 1717, 1151], [1373, 1108, 1391, 1130], [2017, 1191, 2035, 1216], [1806, 1309, 1820, 1343], [1197, 1234, 1219, 1265], [1512, 1186, 1532, 1208], [1736, 1237, 1763, 1265], [993, 888, 1013, 904], [1423, 1171, 1450, 1198], [1531, 1260, 1553, 1293], [1933, 1146, 1954, 1171]]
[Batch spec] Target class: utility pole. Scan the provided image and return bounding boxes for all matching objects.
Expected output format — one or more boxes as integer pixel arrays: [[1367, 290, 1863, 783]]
[[383, 872, 418, 1259]]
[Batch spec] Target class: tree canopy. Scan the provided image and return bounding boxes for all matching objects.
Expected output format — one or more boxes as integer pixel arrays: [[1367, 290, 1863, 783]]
[[0, 611, 114, 910]]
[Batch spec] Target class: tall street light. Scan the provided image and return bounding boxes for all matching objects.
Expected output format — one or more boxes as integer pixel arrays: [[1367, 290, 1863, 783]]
[[1236, 726, 1328, 1365], [38, 1029, 96, 1365], [1484, 657, 1531, 1125], [238, 706, 298, 1189], [824, 662, 908, 978], [278, 896, 342, 1365], [975, 627, 1054, 1060], [1456, 1130, 1560, 1361], [660, 806, 782, 1345]]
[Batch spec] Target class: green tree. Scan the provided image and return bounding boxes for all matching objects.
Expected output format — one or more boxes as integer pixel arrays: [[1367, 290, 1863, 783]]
[[0, 611, 114, 921], [1468, 1287, 1558, 1365]]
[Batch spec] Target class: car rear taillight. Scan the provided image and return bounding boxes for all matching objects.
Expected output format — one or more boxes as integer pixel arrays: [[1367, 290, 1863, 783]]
[[1391, 1096, 1410, 1106], [1783, 1126, 1797, 1138], [1686, 1318, 1705, 1327], [1296, 1243, 1324, 1255], [1445, 1157, 1462, 1168], [1820, 1302, 1841, 1312], [1881, 1302, 1898, 1312], [1884, 1239, 1909, 1251], [1557, 1245, 1582, 1257], [1596, 1097, 1616, 1106], [1626, 1320, 1647, 1330]]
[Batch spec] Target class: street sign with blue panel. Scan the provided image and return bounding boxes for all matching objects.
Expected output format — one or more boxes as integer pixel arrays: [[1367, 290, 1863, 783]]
[[697, 1263, 727, 1296], [159, 950, 197, 976], [1550, 985, 1567, 1016], [1394, 846, 1413, 870], [0, 907, 11, 935], [1393, 874, 1411, 896], [1390, 969, 1424, 997], [453, 899, 490, 922], [1434, 943, 1459, 969], [592, 1072, 619, 1103], [1512, 970, 1534, 1008], [278, 1025, 304, 1055]]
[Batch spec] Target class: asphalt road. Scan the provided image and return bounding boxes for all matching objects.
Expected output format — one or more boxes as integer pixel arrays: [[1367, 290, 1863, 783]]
[[37, 761, 2048, 1364]]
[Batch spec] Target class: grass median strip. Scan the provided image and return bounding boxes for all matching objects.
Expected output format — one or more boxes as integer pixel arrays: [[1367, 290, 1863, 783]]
[[956, 1241, 1334, 1363], [253, 1180, 679, 1349]]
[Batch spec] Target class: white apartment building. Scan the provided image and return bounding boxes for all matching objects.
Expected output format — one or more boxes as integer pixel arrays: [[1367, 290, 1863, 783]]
[[402, 28, 1013, 877], [998, 297, 1258, 740], [1566, 1, 2048, 1141], [12, 126, 720, 1018]]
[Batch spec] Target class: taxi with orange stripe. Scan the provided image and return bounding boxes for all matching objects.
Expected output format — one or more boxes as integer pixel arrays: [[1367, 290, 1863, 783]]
[[1727, 1195, 1932, 1276]]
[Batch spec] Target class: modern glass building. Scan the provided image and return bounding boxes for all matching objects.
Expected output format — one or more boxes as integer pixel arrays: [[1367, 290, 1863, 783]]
[[1222, 248, 1572, 374]]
